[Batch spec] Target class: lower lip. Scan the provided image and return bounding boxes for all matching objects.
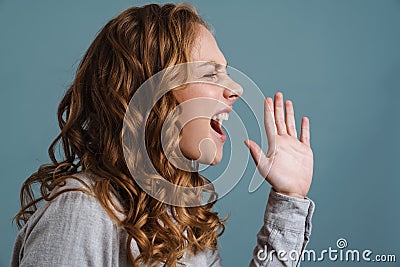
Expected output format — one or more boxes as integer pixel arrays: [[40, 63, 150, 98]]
[[211, 125, 226, 143]]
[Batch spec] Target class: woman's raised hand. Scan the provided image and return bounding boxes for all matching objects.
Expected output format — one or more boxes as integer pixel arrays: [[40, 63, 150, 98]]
[[245, 92, 313, 199]]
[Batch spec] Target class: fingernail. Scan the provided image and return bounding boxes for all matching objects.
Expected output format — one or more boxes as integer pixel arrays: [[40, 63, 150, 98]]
[[243, 140, 249, 147]]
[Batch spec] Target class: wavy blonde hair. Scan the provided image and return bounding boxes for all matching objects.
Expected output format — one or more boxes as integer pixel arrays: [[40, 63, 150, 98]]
[[15, 3, 225, 266]]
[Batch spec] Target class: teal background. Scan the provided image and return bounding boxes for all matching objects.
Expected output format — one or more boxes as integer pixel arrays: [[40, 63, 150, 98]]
[[1, 0, 399, 266]]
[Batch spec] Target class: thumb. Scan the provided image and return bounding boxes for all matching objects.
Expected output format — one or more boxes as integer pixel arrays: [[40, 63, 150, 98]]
[[244, 140, 271, 178]]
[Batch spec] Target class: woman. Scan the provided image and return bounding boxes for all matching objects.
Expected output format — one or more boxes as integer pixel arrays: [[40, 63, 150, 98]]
[[11, 3, 314, 267]]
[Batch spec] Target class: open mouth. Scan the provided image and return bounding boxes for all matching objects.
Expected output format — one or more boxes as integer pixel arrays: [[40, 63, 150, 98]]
[[210, 112, 229, 140], [210, 119, 223, 135]]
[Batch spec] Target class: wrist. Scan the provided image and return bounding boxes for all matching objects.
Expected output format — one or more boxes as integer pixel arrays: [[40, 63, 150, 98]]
[[285, 192, 306, 199], [272, 188, 306, 199]]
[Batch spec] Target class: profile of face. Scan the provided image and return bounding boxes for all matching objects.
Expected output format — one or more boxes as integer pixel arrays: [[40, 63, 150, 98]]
[[173, 25, 243, 165]]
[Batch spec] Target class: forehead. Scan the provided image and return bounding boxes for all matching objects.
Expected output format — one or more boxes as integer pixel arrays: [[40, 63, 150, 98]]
[[191, 25, 227, 66]]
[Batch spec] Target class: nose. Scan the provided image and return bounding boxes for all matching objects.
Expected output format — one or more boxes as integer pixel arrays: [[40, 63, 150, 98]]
[[223, 76, 243, 104]]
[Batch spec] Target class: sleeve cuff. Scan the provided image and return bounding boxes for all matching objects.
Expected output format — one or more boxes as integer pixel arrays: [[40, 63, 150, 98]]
[[265, 188, 315, 235]]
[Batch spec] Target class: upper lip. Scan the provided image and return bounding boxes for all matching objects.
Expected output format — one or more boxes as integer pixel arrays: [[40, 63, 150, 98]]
[[212, 107, 232, 117]]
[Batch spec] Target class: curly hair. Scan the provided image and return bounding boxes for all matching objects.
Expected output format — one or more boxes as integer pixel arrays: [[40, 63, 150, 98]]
[[15, 3, 225, 267]]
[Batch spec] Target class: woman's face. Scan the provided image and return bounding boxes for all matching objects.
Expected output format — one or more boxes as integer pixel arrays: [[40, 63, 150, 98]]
[[173, 25, 243, 165]]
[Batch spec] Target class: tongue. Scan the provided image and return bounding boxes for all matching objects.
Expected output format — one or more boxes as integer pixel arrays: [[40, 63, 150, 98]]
[[210, 119, 223, 135]]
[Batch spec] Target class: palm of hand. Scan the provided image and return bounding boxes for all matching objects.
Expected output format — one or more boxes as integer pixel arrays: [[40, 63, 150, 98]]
[[245, 92, 314, 199]]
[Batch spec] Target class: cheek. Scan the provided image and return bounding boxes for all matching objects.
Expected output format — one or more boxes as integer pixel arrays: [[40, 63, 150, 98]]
[[174, 84, 220, 105], [180, 118, 211, 151], [173, 84, 224, 164], [179, 118, 217, 163]]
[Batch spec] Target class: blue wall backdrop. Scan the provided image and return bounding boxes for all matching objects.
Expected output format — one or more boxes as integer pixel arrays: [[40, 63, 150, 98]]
[[1, 0, 399, 266]]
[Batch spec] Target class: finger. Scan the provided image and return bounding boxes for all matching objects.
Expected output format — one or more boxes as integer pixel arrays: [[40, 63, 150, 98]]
[[274, 92, 287, 135], [264, 97, 277, 144], [285, 100, 297, 137], [300, 117, 310, 146], [244, 140, 270, 178]]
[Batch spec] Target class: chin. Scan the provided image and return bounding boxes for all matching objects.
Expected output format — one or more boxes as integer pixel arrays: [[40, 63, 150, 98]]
[[208, 152, 223, 166], [209, 160, 219, 166], [183, 147, 223, 166]]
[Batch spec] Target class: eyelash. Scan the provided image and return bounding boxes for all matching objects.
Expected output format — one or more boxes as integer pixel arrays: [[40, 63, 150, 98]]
[[203, 70, 230, 80], [203, 73, 218, 78]]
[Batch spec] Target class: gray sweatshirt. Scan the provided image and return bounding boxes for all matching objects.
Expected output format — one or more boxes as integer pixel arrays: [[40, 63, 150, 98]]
[[10, 176, 314, 267]]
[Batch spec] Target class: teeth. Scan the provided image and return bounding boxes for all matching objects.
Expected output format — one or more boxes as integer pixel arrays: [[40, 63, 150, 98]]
[[211, 112, 229, 124]]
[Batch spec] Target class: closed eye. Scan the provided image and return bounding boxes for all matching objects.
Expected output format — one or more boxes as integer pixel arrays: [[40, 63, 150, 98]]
[[203, 73, 217, 78], [203, 73, 218, 81]]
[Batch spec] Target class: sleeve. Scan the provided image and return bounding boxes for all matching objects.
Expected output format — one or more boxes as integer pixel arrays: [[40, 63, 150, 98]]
[[16, 191, 121, 267], [205, 188, 315, 267], [249, 189, 315, 267]]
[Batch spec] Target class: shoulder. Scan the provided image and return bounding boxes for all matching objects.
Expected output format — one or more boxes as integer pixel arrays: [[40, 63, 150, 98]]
[[12, 176, 129, 266], [24, 190, 119, 248], [28, 174, 115, 233], [41, 190, 113, 228], [36, 172, 123, 229]]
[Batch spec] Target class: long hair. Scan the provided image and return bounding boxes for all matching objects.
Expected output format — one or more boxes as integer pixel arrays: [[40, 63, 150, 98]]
[[15, 3, 225, 266]]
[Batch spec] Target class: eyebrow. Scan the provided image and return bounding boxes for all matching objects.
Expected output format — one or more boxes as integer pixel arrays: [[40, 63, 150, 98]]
[[199, 61, 228, 69]]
